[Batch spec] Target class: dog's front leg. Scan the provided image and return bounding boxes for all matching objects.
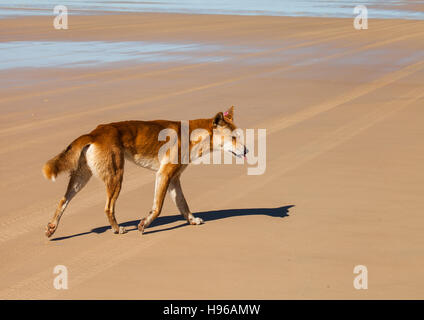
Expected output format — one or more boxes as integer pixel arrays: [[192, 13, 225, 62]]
[[168, 176, 203, 225], [138, 165, 173, 234]]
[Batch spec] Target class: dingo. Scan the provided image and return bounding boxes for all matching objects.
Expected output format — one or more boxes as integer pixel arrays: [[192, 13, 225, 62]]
[[43, 106, 247, 237]]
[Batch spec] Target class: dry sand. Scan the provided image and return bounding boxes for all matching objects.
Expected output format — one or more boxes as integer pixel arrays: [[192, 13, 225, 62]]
[[0, 13, 423, 299]]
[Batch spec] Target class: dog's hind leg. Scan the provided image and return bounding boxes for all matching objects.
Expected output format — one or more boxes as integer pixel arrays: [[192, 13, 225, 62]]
[[45, 156, 92, 238], [168, 176, 203, 225], [104, 172, 126, 234], [102, 150, 126, 235]]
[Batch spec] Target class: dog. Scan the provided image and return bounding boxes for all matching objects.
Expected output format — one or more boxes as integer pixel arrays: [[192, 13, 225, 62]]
[[42, 106, 248, 238]]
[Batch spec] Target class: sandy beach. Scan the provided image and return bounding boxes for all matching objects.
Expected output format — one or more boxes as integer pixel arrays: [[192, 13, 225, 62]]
[[0, 12, 423, 299]]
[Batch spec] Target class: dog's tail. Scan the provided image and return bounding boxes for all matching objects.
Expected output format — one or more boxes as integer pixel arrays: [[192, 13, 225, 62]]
[[42, 134, 93, 181]]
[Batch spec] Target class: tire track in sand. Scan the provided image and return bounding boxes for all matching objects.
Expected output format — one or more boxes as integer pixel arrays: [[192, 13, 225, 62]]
[[0, 19, 415, 125], [212, 86, 424, 207], [1, 38, 424, 242], [0, 168, 154, 243], [263, 60, 424, 135], [1, 79, 423, 299], [3, 86, 422, 299], [0, 18, 379, 100], [0, 23, 422, 141], [1, 24, 423, 298]]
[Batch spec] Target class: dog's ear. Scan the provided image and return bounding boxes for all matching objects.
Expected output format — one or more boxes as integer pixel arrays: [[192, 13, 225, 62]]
[[224, 105, 234, 122], [213, 112, 225, 127]]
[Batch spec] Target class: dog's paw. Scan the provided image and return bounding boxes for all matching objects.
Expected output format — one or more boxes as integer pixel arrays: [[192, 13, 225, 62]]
[[45, 223, 57, 238], [189, 217, 204, 225], [115, 226, 127, 234], [137, 218, 146, 234]]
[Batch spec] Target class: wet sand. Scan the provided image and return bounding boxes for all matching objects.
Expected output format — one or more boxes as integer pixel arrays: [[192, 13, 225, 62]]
[[0, 13, 424, 299], [2, 1, 424, 19]]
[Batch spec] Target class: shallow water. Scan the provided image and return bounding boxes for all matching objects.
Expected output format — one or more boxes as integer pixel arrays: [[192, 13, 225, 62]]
[[2, 38, 421, 71], [1, 0, 424, 19], [0, 41, 260, 70]]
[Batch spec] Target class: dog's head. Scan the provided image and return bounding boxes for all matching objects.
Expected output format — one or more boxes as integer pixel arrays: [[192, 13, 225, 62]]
[[212, 106, 248, 158]]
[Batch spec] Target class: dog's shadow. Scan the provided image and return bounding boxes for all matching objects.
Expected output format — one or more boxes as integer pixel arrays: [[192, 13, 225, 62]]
[[51, 205, 294, 241]]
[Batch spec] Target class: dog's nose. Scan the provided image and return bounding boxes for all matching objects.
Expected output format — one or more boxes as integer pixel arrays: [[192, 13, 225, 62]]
[[244, 146, 249, 155]]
